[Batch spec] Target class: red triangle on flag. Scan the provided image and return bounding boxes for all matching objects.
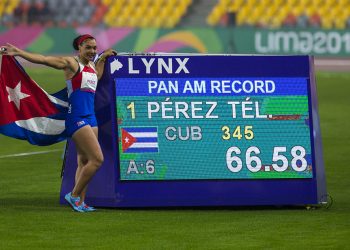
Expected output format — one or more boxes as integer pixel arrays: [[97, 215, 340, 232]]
[[121, 128, 137, 152], [0, 56, 59, 126]]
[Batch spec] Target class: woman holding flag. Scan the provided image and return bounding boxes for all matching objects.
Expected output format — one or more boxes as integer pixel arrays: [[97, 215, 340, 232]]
[[0, 34, 116, 212]]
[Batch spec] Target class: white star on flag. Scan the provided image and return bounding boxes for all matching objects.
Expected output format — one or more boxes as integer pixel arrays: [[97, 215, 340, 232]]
[[125, 137, 129, 143], [6, 81, 30, 110]]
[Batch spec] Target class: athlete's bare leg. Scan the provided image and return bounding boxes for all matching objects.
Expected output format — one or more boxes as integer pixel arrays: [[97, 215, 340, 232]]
[[75, 155, 87, 204], [71, 126, 103, 198], [74, 127, 99, 204]]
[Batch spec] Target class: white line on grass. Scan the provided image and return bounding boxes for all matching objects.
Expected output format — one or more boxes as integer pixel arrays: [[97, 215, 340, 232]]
[[315, 59, 350, 66], [0, 149, 62, 159]]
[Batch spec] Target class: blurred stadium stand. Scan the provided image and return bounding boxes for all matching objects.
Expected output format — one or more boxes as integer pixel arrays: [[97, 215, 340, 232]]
[[0, 0, 99, 27], [102, 0, 192, 28], [0, 0, 350, 29], [207, 0, 350, 29]]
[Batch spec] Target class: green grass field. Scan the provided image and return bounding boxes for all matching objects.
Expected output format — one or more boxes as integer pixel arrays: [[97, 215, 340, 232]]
[[1, 68, 349, 249]]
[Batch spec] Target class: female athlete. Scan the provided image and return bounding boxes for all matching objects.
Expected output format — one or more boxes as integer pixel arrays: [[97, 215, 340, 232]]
[[0, 34, 116, 212]]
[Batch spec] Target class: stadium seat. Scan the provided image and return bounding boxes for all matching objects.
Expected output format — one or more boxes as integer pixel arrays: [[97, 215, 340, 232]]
[[207, 5, 225, 26], [164, 15, 177, 28], [159, 4, 173, 19], [0, 4, 4, 17], [335, 18, 346, 29], [102, 0, 113, 5], [152, 16, 163, 28], [139, 15, 152, 27], [228, 0, 243, 12], [133, 6, 144, 19], [292, 5, 304, 17]]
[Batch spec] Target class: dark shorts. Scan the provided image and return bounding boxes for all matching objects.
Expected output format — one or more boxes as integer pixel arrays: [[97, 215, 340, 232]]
[[65, 114, 97, 137]]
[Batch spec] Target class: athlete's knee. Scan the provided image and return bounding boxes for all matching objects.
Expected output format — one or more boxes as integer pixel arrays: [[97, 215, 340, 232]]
[[96, 153, 104, 167], [91, 152, 104, 168], [78, 156, 88, 167]]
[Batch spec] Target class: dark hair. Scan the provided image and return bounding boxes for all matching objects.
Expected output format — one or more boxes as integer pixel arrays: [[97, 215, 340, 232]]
[[72, 34, 95, 51]]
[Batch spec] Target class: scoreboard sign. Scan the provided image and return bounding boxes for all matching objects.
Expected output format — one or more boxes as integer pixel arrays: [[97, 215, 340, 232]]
[[117, 72, 312, 181], [61, 54, 327, 207]]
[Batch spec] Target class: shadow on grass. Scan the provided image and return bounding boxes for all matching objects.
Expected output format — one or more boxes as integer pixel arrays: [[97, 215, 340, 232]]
[[0, 195, 63, 210], [0, 194, 328, 212], [96, 204, 323, 212]]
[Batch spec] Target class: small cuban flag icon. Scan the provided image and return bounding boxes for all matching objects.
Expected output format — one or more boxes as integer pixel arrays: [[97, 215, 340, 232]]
[[121, 127, 159, 153]]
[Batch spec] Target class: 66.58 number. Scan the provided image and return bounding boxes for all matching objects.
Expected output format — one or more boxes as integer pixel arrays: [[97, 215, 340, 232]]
[[226, 146, 308, 173]]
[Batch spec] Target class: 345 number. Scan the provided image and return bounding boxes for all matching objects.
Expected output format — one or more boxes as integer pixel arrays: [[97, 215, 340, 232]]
[[222, 125, 254, 140]]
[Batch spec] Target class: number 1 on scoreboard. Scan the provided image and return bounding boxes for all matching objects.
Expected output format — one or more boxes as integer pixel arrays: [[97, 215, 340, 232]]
[[127, 102, 136, 119]]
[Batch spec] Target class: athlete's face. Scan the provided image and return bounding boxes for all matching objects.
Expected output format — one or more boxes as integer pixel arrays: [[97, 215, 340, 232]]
[[79, 39, 97, 62]]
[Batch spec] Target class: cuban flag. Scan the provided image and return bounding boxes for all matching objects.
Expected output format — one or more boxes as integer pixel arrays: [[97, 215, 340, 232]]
[[121, 127, 159, 153], [0, 55, 68, 146]]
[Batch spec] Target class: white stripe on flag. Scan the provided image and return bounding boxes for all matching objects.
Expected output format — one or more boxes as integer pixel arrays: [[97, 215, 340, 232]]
[[46, 94, 68, 107], [31, 79, 68, 107], [130, 143, 158, 148], [129, 132, 158, 138], [15, 117, 65, 135]]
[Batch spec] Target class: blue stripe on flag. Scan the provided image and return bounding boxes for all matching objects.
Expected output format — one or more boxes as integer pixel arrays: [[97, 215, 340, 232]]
[[124, 147, 159, 153], [0, 123, 66, 146], [125, 127, 157, 133], [135, 137, 158, 142]]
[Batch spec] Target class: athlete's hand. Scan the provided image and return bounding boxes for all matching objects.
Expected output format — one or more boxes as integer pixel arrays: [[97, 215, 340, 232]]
[[103, 48, 117, 58], [0, 43, 21, 56], [96, 49, 117, 63]]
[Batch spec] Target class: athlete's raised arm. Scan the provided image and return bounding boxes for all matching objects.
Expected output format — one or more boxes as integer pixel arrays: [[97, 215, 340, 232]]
[[0, 43, 75, 71], [95, 48, 117, 80]]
